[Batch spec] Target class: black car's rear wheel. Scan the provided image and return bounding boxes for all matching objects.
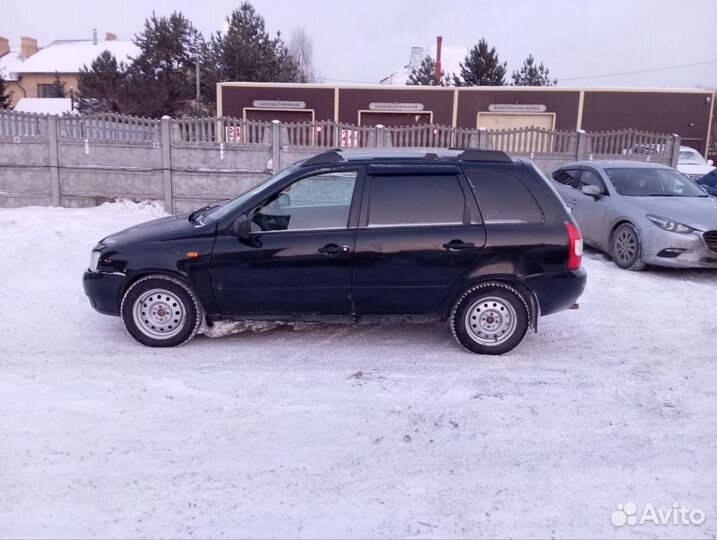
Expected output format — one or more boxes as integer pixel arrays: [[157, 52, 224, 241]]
[[450, 282, 529, 355], [610, 223, 645, 271], [121, 275, 202, 347]]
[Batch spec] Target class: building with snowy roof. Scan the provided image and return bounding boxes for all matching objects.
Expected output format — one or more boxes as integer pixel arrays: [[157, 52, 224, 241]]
[[0, 33, 138, 108]]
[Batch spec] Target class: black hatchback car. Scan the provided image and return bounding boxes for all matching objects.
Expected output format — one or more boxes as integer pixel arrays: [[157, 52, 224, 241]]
[[84, 149, 586, 354]]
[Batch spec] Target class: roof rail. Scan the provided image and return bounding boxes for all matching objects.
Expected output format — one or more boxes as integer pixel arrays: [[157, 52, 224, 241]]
[[300, 149, 344, 167], [453, 149, 512, 162]]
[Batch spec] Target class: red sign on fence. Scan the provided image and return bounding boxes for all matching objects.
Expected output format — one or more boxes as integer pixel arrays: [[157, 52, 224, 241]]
[[340, 128, 358, 148], [225, 126, 242, 144]]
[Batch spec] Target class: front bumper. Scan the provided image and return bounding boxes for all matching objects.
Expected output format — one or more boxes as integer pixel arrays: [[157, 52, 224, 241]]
[[83, 271, 125, 316], [641, 230, 717, 269], [524, 267, 587, 317]]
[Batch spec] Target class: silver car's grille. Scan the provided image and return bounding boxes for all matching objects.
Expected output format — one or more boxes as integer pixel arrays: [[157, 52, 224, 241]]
[[704, 231, 717, 253]]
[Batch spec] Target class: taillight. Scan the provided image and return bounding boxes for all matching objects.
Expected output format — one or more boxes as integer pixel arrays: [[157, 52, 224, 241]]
[[566, 222, 583, 270]]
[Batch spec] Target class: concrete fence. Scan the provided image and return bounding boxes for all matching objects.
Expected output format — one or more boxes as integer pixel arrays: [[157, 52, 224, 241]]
[[0, 111, 681, 213]]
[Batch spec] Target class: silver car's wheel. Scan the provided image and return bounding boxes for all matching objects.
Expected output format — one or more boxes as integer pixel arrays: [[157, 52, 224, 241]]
[[132, 288, 186, 339], [464, 296, 518, 346], [611, 223, 645, 271]]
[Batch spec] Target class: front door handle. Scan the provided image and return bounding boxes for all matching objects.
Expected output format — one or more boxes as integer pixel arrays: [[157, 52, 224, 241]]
[[318, 243, 350, 256], [443, 240, 475, 251]]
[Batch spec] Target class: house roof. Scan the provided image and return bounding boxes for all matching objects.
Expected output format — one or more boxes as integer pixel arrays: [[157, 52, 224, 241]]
[[380, 45, 468, 85], [13, 97, 75, 114], [0, 50, 24, 81], [15, 39, 139, 74]]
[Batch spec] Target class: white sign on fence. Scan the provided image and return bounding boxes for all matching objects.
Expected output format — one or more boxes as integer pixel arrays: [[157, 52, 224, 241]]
[[252, 100, 306, 109], [368, 102, 425, 112], [340, 129, 358, 148], [225, 126, 242, 143], [488, 104, 547, 113]]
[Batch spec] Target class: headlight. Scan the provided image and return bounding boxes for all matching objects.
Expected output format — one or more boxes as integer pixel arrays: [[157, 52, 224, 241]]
[[89, 250, 101, 271], [647, 215, 694, 234]]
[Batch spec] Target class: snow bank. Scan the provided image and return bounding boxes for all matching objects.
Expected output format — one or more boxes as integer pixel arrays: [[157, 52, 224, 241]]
[[0, 202, 714, 539]]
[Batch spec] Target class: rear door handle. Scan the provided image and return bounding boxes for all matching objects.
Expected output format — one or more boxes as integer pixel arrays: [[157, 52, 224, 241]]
[[443, 240, 475, 251], [318, 243, 350, 256]]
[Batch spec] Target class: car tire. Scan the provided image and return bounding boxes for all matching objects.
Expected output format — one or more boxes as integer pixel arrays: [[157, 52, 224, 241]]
[[610, 223, 645, 271], [450, 282, 530, 355], [120, 274, 203, 347]]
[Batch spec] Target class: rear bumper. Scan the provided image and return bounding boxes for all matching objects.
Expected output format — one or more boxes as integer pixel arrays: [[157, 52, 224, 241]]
[[83, 271, 124, 316], [524, 267, 587, 317]]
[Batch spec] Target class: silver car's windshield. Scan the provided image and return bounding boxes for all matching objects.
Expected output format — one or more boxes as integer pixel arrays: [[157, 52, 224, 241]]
[[678, 149, 705, 165], [605, 168, 708, 197], [204, 165, 300, 222]]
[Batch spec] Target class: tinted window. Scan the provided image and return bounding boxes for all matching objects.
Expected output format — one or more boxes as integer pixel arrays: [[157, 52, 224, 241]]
[[368, 175, 465, 227], [553, 168, 579, 187], [467, 170, 543, 224], [251, 170, 357, 232]]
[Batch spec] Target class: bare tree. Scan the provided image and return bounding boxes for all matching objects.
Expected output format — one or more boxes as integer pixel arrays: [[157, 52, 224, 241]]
[[288, 27, 315, 83]]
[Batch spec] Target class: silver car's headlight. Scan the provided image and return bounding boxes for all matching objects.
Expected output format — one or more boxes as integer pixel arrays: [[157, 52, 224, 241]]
[[89, 250, 101, 271], [647, 215, 695, 234]]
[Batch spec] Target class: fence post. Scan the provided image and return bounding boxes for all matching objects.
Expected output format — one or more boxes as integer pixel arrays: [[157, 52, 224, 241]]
[[477, 127, 488, 149], [375, 124, 385, 148], [575, 129, 587, 160], [47, 115, 61, 207], [271, 120, 281, 173], [669, 133, 681, 167], [160, 116, 174, 213]]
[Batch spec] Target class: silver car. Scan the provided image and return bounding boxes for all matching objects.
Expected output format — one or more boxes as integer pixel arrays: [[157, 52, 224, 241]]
[[550, 161, 717, 270]]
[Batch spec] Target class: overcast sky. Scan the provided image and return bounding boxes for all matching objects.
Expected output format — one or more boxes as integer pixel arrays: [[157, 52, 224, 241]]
[[4, 0, 716, 88]]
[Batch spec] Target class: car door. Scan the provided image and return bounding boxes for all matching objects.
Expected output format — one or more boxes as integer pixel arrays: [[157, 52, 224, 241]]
[[351, 166, 486, 314], [210, 168, 363, 315], [568, 167, 610, 245]]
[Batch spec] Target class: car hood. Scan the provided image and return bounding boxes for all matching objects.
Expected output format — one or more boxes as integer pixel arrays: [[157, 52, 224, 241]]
[[629, 196, 717, 231], [678, 163, 716, 175], [101, 213, 194, 246]]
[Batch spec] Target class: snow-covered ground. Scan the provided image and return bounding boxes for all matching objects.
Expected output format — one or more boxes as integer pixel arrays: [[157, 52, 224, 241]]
[[0, 202, 715, 539]]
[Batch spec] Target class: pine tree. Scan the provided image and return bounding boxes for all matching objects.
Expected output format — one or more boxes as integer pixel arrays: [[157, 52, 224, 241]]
[[0, 71, 11, 109], [202, 2, 298, 107], [124, 11, 204, 118], [48, 72, 67, 98], [453, 39, 507, 86], [76, 51, 127, 113], [511, 55, 557, 86], [407, 56, 448, 86]]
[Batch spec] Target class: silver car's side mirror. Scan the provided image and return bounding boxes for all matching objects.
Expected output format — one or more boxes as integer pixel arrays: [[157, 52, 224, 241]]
[[581, 185, 602, 198]]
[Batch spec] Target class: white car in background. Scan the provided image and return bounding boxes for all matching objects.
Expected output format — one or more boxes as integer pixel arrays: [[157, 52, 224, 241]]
[[677, 146, 715, 181]]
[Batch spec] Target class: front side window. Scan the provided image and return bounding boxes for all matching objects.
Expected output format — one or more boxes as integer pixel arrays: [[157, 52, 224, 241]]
[[552, 168, 579, 188], [250, 170, 358, 232], [679, 149, 705, 165], [367, 174, 465, 227], [466, 170, 544, 224], [605, 168, 708, 197]]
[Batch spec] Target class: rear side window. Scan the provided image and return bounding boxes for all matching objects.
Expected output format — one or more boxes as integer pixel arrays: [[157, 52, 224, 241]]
[[368, 175, 465, 227], [466, 170, 544, 224]]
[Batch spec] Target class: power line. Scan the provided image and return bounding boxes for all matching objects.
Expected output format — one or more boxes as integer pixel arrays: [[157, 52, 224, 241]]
[[560, 60, 717, 81]]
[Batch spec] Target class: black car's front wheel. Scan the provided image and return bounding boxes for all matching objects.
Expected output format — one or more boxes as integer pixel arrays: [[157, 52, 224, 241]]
[[120, 274, 202, 347], [450, 282, 530, 355]]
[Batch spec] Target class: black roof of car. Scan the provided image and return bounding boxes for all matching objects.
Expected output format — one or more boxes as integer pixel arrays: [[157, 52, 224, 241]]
[[300, 148, 513, 167]]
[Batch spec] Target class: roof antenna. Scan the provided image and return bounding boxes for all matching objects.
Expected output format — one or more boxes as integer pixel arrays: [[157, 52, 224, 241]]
[[92, 28, 98, 45]]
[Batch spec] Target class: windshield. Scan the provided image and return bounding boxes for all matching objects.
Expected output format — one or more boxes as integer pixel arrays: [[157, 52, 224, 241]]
[[605, 167, 708, 197], [678, 149, 706, 165], [204, 165, 300, 222]]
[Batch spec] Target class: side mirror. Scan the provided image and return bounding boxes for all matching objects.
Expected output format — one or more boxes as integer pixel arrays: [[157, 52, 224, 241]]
[[581, 185, 603, 198], [233, 214, 250, 239], [277, 192, 290, 209]]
